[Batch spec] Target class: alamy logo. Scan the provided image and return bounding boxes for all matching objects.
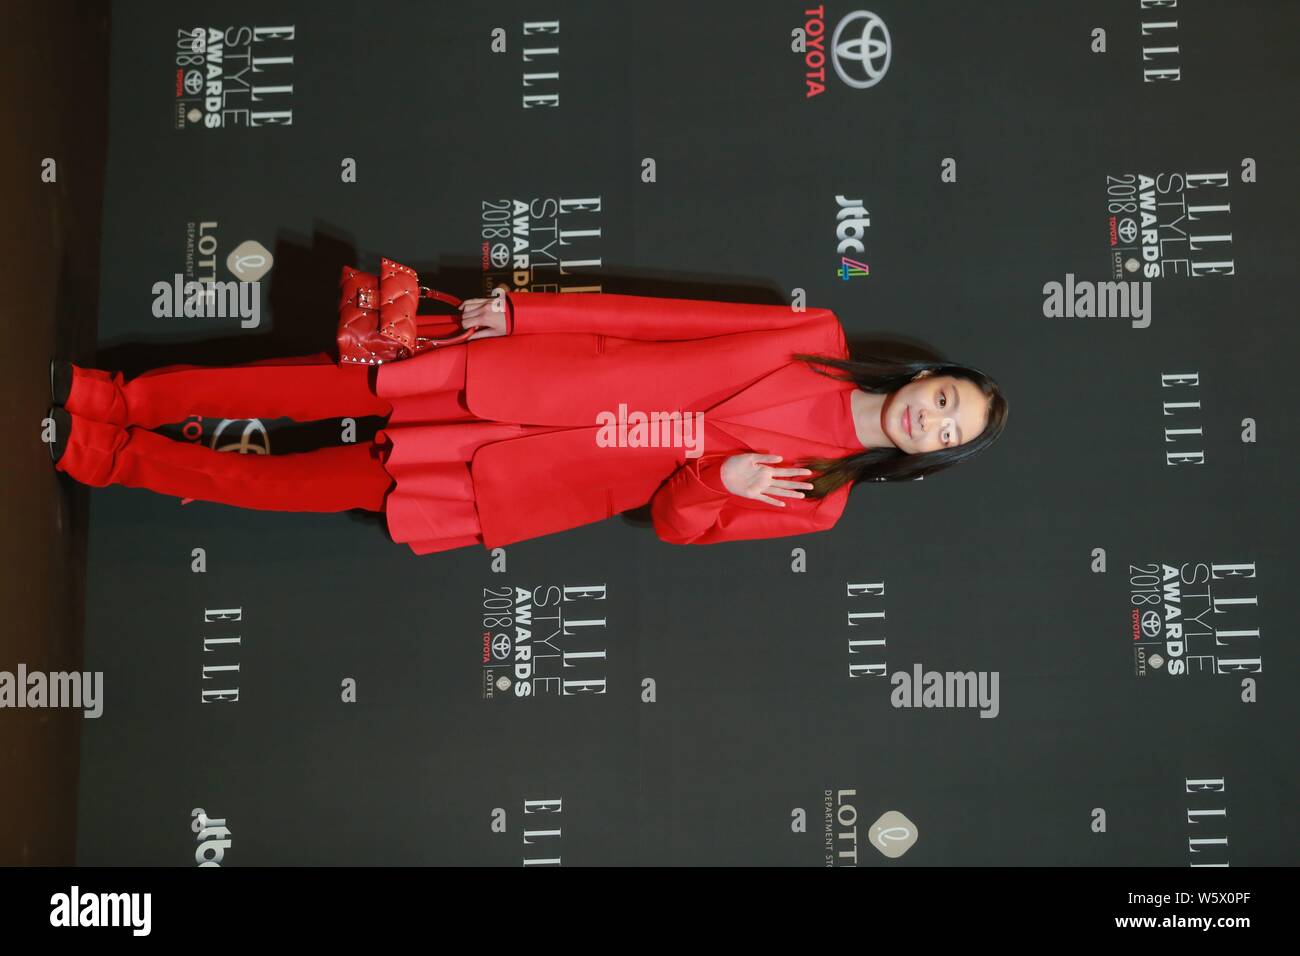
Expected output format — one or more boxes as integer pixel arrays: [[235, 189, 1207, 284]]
[[151, 274, 261, 328], [49, 886, 151, 936], [595, 404, 704, 457], [0, 664, 102, 718], [1042, 273, 1152, 328], [890, 663, 1000, 718]]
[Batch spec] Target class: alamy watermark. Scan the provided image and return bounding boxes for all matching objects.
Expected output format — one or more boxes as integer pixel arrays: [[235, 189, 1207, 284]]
[[595, 404, 705, 458], [151, 274, 261, 328], [0, 664, 102, 718], [1042, 273, 1151, 328], [890, 663, 999, 718], [49, 886, 150, 936]]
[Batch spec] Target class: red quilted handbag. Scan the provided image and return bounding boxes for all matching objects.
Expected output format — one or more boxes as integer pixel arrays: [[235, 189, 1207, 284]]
[[337, 257, 477, 366]]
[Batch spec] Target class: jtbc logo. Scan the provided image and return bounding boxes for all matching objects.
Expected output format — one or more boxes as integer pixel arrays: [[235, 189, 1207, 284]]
[[191, 808, 232, 866], [835, 194, 871, 280]]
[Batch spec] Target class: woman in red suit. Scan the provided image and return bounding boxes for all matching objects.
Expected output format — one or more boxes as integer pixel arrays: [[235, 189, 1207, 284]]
[[47, 289, 1008, 554]]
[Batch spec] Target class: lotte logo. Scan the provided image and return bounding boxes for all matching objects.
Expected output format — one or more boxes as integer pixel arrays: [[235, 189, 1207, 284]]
[[832, 11, 893, 89]]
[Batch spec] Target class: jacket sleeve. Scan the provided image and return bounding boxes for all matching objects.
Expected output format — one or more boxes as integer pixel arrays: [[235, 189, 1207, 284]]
[[649, 453, 846, 546], [504, 290, 836, 341]]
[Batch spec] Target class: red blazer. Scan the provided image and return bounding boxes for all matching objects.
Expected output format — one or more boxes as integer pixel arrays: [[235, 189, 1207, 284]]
[[457, 290, 862, 548]]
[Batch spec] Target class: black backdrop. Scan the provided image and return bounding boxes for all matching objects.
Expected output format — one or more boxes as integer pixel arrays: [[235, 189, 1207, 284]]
[[75, 0, 1298, 865]]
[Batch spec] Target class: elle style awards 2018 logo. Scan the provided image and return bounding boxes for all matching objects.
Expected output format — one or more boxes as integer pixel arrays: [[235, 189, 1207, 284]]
[[479, 195, 604, 297], [1129, 561, 1260, 680], [172, 25, 295, 130], [1104, 171, 1235, 280], [480, 585, 609, 701]]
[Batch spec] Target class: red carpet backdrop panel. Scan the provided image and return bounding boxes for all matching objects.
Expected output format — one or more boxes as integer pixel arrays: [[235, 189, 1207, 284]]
[[73, 0, 1299, 865]]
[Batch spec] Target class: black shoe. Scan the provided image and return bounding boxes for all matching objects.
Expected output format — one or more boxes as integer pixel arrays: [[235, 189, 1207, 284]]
[[48, 406, 71, 465], [50, 359, 73, 406]]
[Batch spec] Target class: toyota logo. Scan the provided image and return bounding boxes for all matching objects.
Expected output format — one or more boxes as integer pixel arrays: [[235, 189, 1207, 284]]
[[184, 69, 203, 95], [212, 418, 271, 455], [831, 11, 892, 89], [1117, 218, 1138, 243], [490, 242, 510, 268], [1140, 609, 1161, 638], [491, 634, 512, 660]]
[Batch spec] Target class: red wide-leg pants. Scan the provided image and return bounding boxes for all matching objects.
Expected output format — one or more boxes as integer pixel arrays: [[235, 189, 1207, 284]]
[[57, 353, 398, 512]]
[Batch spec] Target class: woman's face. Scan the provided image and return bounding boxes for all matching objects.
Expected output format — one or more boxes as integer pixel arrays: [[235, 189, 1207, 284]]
[[883, 371, 990, 454]]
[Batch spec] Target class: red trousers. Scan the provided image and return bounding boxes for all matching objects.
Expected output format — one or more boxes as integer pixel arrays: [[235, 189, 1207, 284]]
[[57, 354, 399, 512]]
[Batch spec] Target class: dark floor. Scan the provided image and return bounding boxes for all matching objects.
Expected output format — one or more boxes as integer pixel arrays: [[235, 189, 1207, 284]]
[[0, 0, 110, 865]]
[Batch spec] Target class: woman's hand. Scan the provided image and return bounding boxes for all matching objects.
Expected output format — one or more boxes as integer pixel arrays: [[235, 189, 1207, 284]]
[[459, 296, 510, 340], [720, 453, 814, 506]]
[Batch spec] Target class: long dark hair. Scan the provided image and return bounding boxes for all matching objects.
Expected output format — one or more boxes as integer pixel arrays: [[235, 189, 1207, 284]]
[[790, 347, 1009, 498]]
